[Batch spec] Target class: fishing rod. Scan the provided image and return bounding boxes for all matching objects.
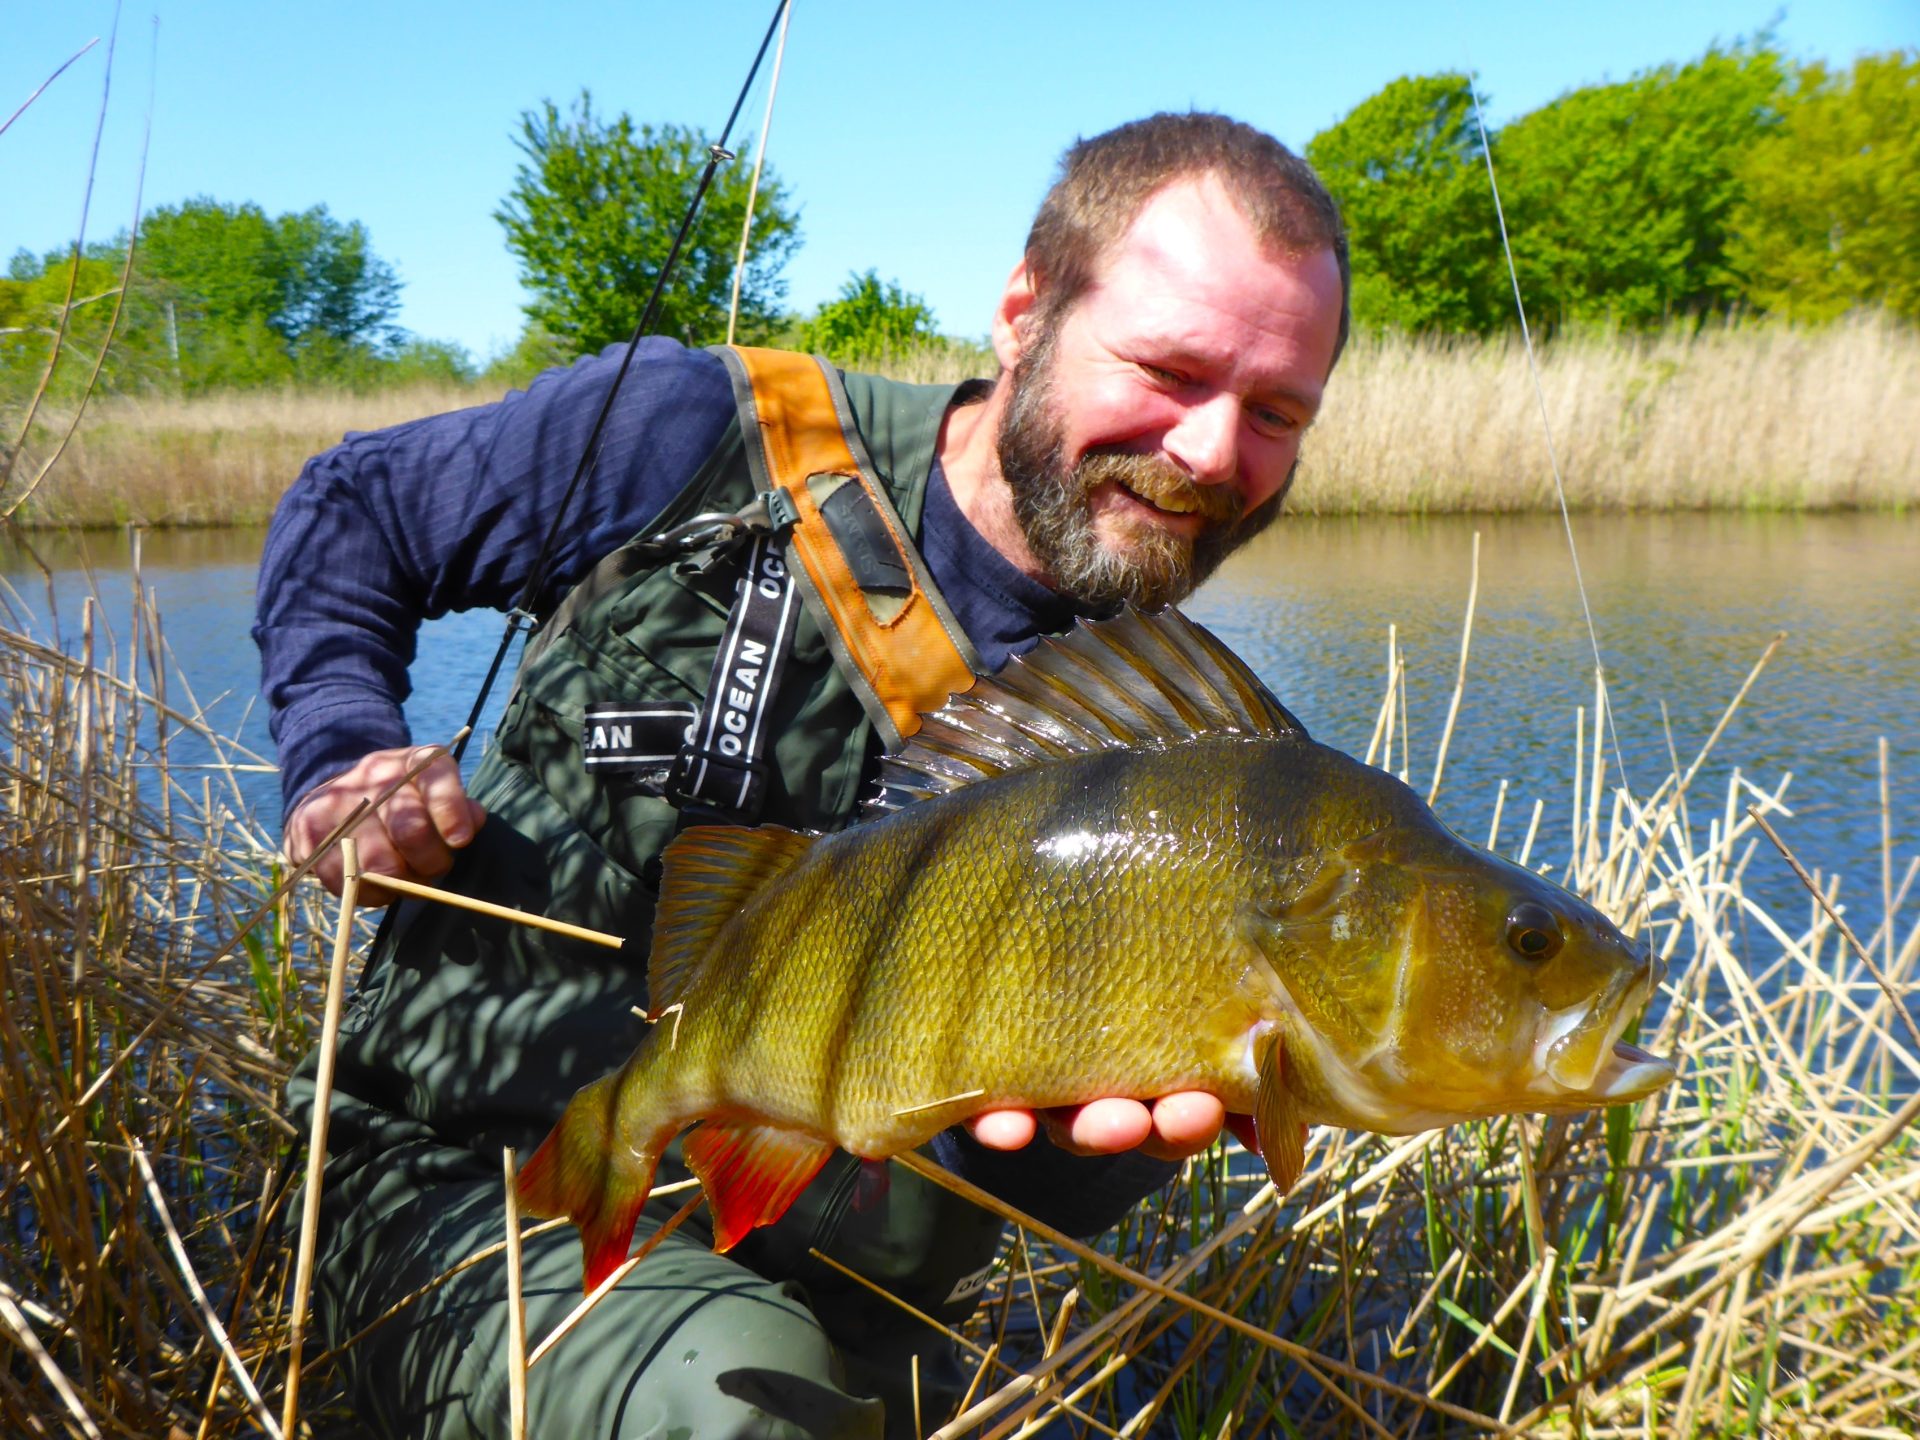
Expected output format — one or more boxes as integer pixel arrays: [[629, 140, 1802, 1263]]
[[331, 1, 791, 990], [453, 0, 791, 761]]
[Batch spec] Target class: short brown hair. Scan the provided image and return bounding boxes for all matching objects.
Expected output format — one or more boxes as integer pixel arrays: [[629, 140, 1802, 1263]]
[[1024, 112, 1351, 365]]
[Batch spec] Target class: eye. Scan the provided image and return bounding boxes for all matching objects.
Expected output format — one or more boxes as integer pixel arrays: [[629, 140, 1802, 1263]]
[[1250, 404, 1300, 437], [1506, 902, 1563, 962], [1141, 363, 1186, 386]]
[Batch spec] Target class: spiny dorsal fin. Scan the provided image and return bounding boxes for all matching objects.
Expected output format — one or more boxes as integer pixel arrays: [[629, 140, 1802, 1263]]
[[865, 605, 1306, 816], [651, 825, 816, 1010]]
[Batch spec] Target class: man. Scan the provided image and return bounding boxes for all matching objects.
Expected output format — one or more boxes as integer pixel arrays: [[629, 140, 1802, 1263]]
[[263, 111, 1347, 1438]]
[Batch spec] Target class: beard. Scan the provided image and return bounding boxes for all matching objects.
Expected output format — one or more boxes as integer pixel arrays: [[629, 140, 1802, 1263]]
[[995, 324, 1291, 611]]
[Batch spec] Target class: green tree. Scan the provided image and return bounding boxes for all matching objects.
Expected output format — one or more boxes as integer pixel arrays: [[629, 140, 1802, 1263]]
[[1307, 73, 1506, 333], [791, 270, 939, 361], [383, 337, 478, 387], [138, 198, 403, 386], [0, 242, 169, 401], [1495, 46, 1788, 328], [1727, 51, 1920, 321], [495, 92, 801, 354]]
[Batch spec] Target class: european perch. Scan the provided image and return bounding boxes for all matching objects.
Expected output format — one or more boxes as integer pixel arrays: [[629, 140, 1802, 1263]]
[[519, 607, 1677, 1289]]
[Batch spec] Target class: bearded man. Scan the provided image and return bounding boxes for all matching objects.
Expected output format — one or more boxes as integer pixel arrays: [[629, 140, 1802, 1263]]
[[262, 110, 1347, 1440]]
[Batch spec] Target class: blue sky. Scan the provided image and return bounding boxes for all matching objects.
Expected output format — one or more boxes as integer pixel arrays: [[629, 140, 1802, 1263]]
[[5, 1, 1912, 362]]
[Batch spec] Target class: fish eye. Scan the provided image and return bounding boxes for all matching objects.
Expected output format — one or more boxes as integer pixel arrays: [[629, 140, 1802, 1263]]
[[1506, 902, 1563, 962]]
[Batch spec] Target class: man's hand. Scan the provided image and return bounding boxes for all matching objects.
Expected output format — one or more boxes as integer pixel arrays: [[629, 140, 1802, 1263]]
[[284, 746, 485, 905], [966, 1093, 1252, 1162]]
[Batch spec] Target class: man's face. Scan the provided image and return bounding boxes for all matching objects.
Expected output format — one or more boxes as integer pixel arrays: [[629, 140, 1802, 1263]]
[[995, 175, 1344, 609]]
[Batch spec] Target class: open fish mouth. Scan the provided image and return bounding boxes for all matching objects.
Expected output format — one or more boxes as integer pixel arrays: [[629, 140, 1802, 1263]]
[[1586, 1038, 1678, 1100], [1538, 957, 1676, 1100]]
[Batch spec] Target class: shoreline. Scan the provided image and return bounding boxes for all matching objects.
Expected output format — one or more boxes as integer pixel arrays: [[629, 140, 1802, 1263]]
[[5, 312, 1914, 527]]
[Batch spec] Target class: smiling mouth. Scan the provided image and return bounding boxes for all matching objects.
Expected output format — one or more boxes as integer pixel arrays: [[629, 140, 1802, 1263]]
[[1078, 454, 1239, 525]]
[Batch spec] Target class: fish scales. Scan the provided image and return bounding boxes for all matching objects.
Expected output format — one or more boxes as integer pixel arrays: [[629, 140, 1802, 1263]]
[[663, 738, 1297, 1149], [518, 606, 1678, 1290]]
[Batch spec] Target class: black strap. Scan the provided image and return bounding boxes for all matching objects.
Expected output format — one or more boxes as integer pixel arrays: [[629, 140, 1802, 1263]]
[[666, 535, 803, 824]]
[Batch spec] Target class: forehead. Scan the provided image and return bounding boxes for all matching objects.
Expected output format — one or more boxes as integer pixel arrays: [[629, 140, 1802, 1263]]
[[1073, 175, 1343, 387]]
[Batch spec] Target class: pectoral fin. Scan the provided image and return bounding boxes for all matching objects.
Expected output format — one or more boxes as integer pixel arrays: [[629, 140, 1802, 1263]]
[[1255, 1036, 1308, 1196], [683, 1119, 835, 1253]]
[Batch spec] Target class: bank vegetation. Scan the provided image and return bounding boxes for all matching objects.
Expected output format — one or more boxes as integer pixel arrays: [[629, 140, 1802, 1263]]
[[1, 312, 1914, 527]]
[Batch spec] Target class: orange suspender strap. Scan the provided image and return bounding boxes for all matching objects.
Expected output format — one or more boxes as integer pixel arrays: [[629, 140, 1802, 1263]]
[[721, 346, 980, 747]]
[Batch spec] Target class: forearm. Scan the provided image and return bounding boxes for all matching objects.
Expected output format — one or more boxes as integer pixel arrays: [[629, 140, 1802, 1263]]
[[254, 338, 735, 814]]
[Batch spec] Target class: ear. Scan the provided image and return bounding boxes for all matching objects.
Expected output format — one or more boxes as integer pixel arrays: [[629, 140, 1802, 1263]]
[[991, 258, 1039, 372]]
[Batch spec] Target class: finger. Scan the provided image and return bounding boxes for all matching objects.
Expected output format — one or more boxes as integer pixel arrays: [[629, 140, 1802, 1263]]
[[284, 788, 347, 867], [1138, 1091, 1227, 1162], [321, 817, 403, 908], [1049, 1098, 1154, 1156], [375, 777, 457, 881], [412, 752, 480, 848], [305, 843, 346, 897], [964, 1109, 1037, 1151]]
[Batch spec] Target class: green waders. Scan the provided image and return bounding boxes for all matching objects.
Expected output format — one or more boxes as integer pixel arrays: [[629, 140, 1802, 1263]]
[[290, 354, 1009, 1438]]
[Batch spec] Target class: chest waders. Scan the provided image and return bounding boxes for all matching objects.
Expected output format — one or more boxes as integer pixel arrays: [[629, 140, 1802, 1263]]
[[293, 350, 1012, 1438]]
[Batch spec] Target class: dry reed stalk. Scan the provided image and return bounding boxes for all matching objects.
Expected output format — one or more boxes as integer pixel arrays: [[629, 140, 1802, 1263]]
[[368, 869, 626, 949], [279, 837, 361, 1435], [1425, 529, 1479, 804], [502, 1148, 528, 1440], [523, 1191, 704, 1369]]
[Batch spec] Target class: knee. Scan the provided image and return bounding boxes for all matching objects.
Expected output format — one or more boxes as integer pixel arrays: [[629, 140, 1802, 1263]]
[[552, 1279, 885, 1440]]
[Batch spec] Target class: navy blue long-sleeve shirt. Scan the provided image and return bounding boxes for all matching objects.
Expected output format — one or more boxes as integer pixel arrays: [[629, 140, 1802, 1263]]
[[256, 338, 1088, 810], [255, 337, 1174, 1235]]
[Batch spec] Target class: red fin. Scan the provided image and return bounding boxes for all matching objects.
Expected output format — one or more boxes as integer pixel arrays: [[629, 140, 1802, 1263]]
[[683, 1119, 834, 1252], [517, 1071, 679, 1291]]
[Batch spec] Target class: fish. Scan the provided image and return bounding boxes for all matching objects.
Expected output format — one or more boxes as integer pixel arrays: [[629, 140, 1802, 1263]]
[[518, 606, 1678, 1290]]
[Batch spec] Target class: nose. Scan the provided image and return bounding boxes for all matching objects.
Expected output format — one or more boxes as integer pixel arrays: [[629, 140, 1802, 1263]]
[[1162, 393, 1241, 489]]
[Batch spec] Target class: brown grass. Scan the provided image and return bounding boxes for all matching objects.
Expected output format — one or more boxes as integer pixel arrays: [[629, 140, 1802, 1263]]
[[1292, 310, 1920, 513], [6, 315, 1915, 528]]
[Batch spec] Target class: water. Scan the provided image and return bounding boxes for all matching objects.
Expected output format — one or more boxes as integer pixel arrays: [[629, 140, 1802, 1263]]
[[3, 513, 1913, 922]]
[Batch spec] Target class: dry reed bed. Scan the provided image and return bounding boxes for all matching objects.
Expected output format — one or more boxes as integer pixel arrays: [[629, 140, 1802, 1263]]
[[1293, 311, 1920, 513], [0, 564, 349, 1437], [2, 565, 1916, 1436], [6, 315, 1916, 528]]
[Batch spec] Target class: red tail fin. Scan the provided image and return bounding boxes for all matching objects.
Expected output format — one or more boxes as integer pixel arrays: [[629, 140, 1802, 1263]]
[[518, 1070, 678, 1291]]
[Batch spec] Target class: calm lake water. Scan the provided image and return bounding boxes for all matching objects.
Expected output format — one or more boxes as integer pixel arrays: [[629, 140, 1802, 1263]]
[[3, 513, 1913, 926]]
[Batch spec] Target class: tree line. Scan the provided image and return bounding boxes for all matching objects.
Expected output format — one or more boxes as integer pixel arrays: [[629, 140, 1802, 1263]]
[[1312, 46, 1916, 333], [2, 43, 1910, 405]]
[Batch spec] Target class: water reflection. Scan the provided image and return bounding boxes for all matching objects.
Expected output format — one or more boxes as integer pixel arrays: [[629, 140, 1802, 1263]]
[[4, 513, 1913, 921], [1188, 512, 1917, 920]]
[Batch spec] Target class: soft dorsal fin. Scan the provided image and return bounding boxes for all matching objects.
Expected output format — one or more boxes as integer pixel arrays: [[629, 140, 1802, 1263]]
[[650, 825, 816, 1011], [865, 605, 1307, 816]]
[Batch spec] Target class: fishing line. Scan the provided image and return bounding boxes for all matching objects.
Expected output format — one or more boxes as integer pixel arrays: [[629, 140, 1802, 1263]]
[[727, 0, 796, 344], [452, 0, 793, 761], [1463, 73, 1635, 801]]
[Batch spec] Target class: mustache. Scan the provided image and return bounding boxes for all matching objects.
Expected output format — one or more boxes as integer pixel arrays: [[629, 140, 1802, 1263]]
[[1075, 452, 1244, 527]]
